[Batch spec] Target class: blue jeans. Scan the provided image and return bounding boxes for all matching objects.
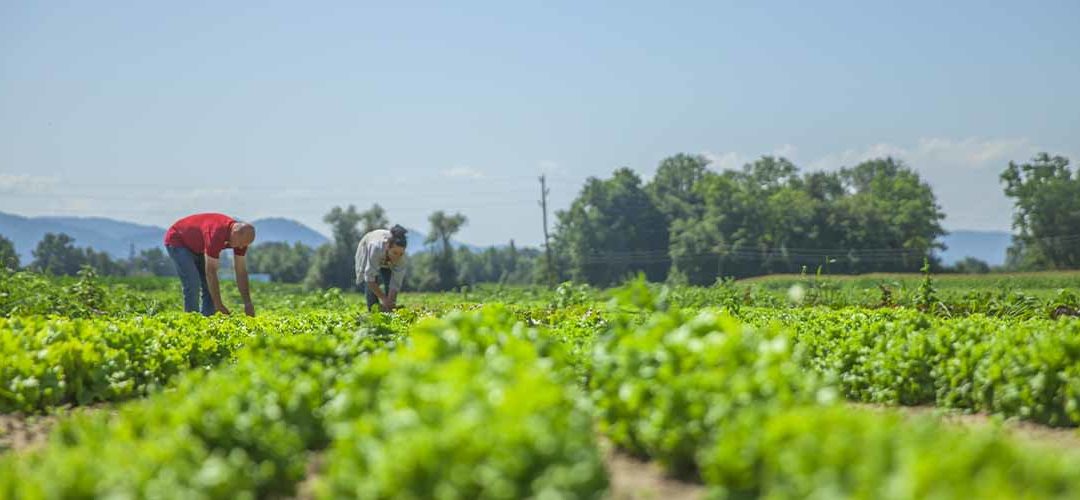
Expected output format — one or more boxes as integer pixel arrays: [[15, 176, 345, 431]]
[[166, 246, 214, 316], [362, 267, 393, 310]]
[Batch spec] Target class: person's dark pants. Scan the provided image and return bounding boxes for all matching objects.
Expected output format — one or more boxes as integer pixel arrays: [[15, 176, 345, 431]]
[[166, 246, 214, 316], [363, 267, 393, 310]]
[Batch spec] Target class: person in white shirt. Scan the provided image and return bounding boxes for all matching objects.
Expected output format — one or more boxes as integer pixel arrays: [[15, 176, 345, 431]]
[[354, 224, 408, 311]]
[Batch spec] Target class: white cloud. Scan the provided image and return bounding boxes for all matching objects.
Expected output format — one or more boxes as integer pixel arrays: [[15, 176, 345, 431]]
[[0, 174, 59, 194], [441, 166, 486, 179], [702, 144, 800, 171], [808, 137, 1034, 171], [772, 143, 799, 158], [702, 151, 744, 170], [807, 143, 908, 171]]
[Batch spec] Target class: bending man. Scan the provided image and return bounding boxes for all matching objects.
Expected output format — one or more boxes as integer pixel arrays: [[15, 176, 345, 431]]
[[355, 224, 408, 312], [164, 213, 257, 316]]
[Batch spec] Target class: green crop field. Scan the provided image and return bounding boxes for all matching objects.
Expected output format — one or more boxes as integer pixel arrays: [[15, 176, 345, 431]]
[[2, 268, 1080, 499]]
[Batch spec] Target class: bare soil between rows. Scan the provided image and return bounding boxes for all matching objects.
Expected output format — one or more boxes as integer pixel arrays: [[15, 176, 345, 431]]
[[0, 403, 115, 454]]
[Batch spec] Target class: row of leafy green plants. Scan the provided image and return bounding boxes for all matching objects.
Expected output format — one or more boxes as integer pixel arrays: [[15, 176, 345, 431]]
[[1, 306, 608, 499], [734, 306, 1080, 427], [7, 267, 1079, 320], [0, 302, 610, 413], [0, 310, 415, 412], [0, 268, 372, 317], [591, 283, 1080, 498], [9, 280, 1080, 432]]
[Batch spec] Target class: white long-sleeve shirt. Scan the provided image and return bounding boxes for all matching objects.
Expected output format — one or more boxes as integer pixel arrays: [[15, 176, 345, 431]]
[[354, 229, 408, 292]]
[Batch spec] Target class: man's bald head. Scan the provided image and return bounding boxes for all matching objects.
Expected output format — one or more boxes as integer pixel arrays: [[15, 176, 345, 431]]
[[230, 222, 256, 249]]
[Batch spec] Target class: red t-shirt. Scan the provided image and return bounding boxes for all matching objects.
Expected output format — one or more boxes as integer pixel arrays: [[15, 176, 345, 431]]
[[163, 213, 248, 258]]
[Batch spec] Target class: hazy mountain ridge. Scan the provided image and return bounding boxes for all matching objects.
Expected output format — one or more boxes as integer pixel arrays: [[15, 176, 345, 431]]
[[0, 211, 489, 262]]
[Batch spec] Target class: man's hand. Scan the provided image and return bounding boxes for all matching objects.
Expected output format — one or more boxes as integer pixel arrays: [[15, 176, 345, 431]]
[[216, 303, 231, 316], [244, 302, 255, 317]]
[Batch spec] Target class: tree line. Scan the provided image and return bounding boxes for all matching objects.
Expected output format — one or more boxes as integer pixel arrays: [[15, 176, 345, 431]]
[[2, 152, 1076, 287], [0, 233, 176, 278], [0, 205, 543, 293]]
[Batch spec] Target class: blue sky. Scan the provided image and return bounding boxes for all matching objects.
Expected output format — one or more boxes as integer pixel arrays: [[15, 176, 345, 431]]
[[2, 1, 1078, 246]]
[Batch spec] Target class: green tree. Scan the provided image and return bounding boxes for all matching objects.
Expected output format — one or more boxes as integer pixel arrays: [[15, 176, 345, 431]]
[[305, 205, 364, 290], [667, 171, 730, 284], [950, 256, 991, 274], [647, 153, 710, 224], [359, 204, 389, 235], [31, 233, 86, 276], [247, 241, 314, 283], [669, 157, 806, 283], [1001, 153, 1080, 269], [81, 247, 124, 276], [131, 247, 176, 276], [826, 157, 945, 273], [0, 235, 18, 270], [554, 168, 669, 286], [425, 211, 467, 291], [669, 156, 946, 282]]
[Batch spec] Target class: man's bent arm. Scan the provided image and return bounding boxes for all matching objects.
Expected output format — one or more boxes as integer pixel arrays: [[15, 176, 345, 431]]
[[205, 257, 227, 313], [235, 255, 254, 316]]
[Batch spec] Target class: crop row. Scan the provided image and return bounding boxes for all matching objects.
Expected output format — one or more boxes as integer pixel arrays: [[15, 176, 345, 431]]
[[591, 284, 1080, 498], [0, 311, 413, 412], [0, 306, 607, 499], [739, 307, 1080, 427], [0, 301, 612, 413]]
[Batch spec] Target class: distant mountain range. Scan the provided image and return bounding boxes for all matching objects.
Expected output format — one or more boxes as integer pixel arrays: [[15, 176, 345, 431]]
[[0, 211, 486, 263]]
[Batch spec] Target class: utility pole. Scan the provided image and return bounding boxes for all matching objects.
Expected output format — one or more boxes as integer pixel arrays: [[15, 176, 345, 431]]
[[539, 175, 555, 287]]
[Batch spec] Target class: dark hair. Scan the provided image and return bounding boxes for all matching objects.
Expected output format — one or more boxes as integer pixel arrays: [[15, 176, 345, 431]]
[[389, 224, 408, 248]]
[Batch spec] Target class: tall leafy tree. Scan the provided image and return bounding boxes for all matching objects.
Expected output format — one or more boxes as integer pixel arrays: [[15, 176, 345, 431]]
[[359, 204, 389, 235], [1001, 153, 1080, 269], [0, 235, 19, 270], [248, 241, 314, 283], [554, 168, 669, 286], [131, 247, 176, 276], [305, 205, 364, 290], [835, 157, 946, 271], [82, 247, 124, 276], [31, 233, 85, 276], [425, 211, 467, 291], [647, 153, 710, 224], [669, 156, 946, 282], [668, 171, 739, 284]]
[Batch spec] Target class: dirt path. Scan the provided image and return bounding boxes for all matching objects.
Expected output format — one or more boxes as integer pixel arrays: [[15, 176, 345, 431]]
[[0, 404, 113, 454], [0, 412, 54, 454], [285, 441, 706, 500], [851, 403, 1080, 450], [292, 451, 323, 500], [600, 438, 705, 500]]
